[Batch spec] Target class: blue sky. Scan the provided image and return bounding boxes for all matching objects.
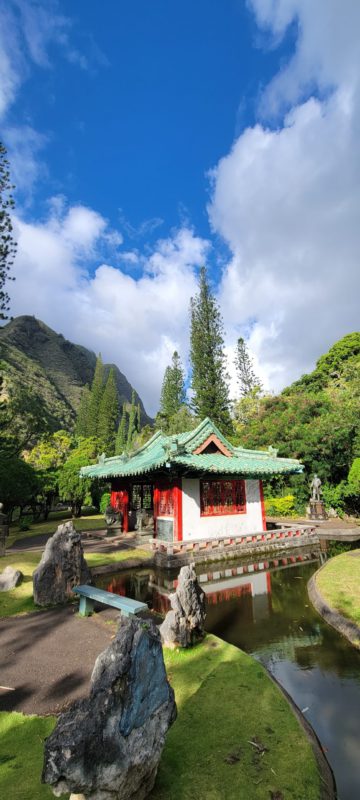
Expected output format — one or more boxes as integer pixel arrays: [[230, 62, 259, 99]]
[[1, 1, 360, 414], [9, 1, 291, 243]]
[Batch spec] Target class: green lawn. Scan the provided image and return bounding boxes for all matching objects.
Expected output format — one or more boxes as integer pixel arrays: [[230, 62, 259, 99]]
[[0, 712, 57, 800], [316, 549, 360, 634], [0, 636, 321, 800], [0, 549, 150, 618], [7, 511, 106, 547]]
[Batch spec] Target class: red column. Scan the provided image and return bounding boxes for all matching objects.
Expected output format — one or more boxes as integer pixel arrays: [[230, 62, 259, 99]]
[[259, 480, 266, 532], [173, 479, 183, 542], [110, 488, 129, 532], [153, 485, 160, 537]]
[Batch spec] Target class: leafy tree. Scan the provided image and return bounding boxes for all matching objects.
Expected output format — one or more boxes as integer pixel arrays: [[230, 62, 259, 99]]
[[27, 430, 73, 470], [235, 337, 262, 396], [115, 403, 127, 454], [0, 141, 17, 321], [166, 405, 197, 434], [233, 386, 264, 427], [58, 437, 98, 517], [126, 391, 137, 450], [0, 453, 39, 518], [348, 458, 360, 495], [0, 374, 51, 456], [87, 355, 104, 437], [159, 350, 186, 421], [97, 368, 118, 455], [190, 266, 232, 433], [234, 333, 360, 491], [75, 386, 91, 437], [26, 431, 73, 518]]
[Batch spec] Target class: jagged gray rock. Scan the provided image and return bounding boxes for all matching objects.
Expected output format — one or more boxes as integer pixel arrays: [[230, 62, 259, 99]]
[[33, 521, 92, 606], [0, 565, 23, 591], [42, 617, 176, 800], [160, 563, 206, 648]]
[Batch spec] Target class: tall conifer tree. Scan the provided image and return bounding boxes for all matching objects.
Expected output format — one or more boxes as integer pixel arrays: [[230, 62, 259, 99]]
[[97, 368, 118, 454], [235, 337, 262, 396], [115, 403, 127, 454], [126, 391, 137, 450], [75, 386, 91, 436], [0, 142, 17, 320], [87, 355, 104, 437], [160, 351, 186, 419], [190, 266, 232, 432], [137, 402, 141, 432]]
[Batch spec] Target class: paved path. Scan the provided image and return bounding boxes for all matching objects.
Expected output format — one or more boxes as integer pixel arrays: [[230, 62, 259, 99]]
[[9, 531, 140, 554], [0, 606, 116, 715]]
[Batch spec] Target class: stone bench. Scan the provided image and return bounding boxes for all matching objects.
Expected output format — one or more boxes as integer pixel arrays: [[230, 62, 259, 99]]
[[73, 584, 148, 617]]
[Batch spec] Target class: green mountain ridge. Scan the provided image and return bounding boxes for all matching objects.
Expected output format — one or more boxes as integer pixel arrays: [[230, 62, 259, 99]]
[[0, 316, 151, 432]]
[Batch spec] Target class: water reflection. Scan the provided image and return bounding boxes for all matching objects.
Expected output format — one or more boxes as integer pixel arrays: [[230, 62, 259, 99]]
[[96, 547, 360, 800]]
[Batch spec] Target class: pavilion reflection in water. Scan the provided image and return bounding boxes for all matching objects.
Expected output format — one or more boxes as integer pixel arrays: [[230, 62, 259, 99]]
[[101, 547, 320, 630]]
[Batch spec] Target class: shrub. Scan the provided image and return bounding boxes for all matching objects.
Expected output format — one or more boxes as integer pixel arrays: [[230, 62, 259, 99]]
[[264, 494, 296, 517], [18, 515, 32, 532], [100, 492, 111, 514], [321, 482, 347, 515], [348, 458, 360, 495]]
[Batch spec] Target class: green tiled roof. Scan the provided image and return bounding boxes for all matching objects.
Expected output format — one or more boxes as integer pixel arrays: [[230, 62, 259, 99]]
[[80, 417, 303, 480]]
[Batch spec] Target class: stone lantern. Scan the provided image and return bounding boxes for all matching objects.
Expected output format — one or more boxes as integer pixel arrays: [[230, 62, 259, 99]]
[[0, 503, 9, 557]]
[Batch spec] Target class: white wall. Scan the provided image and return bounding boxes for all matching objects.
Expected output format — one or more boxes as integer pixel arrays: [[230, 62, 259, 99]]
[[181, 478, 264, 541]]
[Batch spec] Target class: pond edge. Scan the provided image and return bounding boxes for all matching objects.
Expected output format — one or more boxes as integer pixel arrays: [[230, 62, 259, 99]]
[[308, 566, 360, 650]]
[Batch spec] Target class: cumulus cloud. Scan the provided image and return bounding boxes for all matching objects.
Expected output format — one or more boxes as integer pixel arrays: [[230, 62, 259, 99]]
[[10, 202, 210, 414], [208, 0, 360, 392]]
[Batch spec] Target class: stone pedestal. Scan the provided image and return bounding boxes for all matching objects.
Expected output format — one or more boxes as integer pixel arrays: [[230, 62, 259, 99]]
[[308, 499, 327, 520], [0, 504, 9, 557]]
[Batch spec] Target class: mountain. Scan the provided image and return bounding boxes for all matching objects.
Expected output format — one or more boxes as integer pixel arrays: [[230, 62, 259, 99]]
[[0, 316, 151, 432]]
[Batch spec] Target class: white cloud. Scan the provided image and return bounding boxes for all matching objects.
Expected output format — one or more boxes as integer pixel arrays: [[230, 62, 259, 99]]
[[0, 1, 71, 119], [208, 0, 360, 393], [2, 125, 48, 197], [0, 2, 107, 202], [10, 203, 210, 415]]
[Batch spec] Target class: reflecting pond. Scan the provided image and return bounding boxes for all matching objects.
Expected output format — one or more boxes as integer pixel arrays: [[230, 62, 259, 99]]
[[96, 547, 360, 800]]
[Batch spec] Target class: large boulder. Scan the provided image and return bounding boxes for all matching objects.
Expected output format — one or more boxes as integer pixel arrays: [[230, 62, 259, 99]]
[[33, 521, 92, 606], [0, 565, 23, 591], [42, 616, 176, 800], [160, 563, 206, 648]]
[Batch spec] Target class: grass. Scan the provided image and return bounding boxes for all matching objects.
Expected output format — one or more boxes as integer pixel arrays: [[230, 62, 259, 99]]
[[0, 549, 150, 618], [0, 712, 58, 800], [7, 511, 106, 547], [0, 553, 41, 616], [86, 548, 150, 568], [316, 549, 360, 633], [0, 636, 321, 800], [152, 637, 321, 800]]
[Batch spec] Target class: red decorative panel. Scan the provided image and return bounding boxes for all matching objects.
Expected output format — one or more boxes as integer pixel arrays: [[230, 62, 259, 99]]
[[200, 479, 246, 517]]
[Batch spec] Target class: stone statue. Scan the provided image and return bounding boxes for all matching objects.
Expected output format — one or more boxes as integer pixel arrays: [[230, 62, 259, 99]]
[[310, 474, 322, 502], [105, 504, 123, 527]]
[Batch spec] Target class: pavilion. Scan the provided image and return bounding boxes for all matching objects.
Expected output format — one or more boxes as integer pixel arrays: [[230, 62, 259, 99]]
[[80, 418, 303, 545]]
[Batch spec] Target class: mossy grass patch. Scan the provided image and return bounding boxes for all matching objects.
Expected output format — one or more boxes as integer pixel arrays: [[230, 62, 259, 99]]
[[316, 549, 360, 628]]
